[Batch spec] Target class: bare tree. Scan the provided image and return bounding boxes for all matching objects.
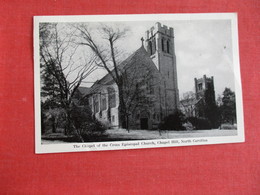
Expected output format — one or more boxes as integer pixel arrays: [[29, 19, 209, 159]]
[[40, 23, 97, 141], [74, 23, 162, 130], [74, 23, 131, 128]]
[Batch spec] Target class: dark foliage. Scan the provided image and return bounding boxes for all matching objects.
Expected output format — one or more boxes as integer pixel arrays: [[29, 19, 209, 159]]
[[40, 23, 98, 142], [159, 110, 186, 130], [204, 87, 221, 128], [41, 105, 66, 135], [220, 88, 236, 124], [196, 86, 220, 128], [187, 117, 212, 130], [70, 105, 106, 137], [41, 106, 46, 134]]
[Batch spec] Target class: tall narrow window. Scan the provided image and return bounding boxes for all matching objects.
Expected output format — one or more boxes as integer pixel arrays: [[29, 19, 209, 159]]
[[149, 41, 153, 55], [101, 94, 107, 111], [108, 87, 116, 108], [161, 39, 165, 52], [94, 94, 99, 113], [146, 82, 150, 94], [89, 98, 92, 110], [167, 40, 170, 53], [136, 83, 139, 101], [198, 83, 203, 90]]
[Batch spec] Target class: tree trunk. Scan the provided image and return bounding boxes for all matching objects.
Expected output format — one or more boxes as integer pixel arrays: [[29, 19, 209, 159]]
[[51, 116, 56, 133], [71, 123, 85, 142], [118, 84, 127, 129], [126, 114, 129, 133], [64, 111, 71, 135], [66, 109, 84, 142]]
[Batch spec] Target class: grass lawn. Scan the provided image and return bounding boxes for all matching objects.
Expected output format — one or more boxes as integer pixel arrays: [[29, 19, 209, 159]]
[[41, 129, 237, 144], [106, 129, 237, 140]]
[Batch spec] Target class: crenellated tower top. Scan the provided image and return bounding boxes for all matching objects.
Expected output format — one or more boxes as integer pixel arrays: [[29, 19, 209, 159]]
[[144, 22, 179, 112]]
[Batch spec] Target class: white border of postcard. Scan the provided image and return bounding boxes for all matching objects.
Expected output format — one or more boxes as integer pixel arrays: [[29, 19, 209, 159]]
[[34, 13, 244, 154]]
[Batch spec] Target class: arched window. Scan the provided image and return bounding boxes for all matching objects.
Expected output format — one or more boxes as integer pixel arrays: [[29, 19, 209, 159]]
[[167, 40, 170, 53], [100, 93, 107, 111], [161, 38, 165, 52]]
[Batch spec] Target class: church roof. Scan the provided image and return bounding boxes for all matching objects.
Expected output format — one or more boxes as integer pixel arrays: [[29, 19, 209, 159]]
[[77, 86, 91, 96], [87, 46, 156, 94]]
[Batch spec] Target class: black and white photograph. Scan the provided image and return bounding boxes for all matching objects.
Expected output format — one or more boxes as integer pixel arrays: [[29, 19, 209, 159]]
[[34, 13, 244, 153]]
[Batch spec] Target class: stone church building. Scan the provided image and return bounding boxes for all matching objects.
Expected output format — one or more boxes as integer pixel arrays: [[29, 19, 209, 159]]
[[86, 22, 179, 129]]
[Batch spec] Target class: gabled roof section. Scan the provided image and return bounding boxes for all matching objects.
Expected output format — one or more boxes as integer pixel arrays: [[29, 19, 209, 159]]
[[77, 86, 91, 96], [91, 46, 157, 90]]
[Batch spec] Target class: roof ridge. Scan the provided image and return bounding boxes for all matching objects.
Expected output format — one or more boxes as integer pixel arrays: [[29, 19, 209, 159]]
[[91, 46, 148, 87]]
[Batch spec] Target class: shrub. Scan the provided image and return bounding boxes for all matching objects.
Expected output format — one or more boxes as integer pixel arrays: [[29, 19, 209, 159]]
[[159, 110, 186, 130], [70, 105, 106, 137], [219, 123, 237, 130], [187, 117, 212, 130], [41, 107, 66, 134], [183, 122, 194, 130]]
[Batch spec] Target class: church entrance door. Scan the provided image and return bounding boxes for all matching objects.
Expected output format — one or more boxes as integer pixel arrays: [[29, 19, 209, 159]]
[[140, 118, 148, 129]]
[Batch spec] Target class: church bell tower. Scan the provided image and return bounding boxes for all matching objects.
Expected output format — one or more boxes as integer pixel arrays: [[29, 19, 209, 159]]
[[144, 22, 179, 112]]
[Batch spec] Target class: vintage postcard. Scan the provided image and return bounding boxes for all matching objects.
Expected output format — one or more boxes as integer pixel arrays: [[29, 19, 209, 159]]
[[34, 13, 244, 153]]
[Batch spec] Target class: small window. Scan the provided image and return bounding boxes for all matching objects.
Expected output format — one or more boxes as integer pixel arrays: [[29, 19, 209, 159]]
[[198, 83, 203, 90], [112, 115, 115, 122]]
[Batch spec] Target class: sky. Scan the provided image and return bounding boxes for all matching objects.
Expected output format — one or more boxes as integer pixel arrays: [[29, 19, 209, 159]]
[[76, 19, 236, 98]]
